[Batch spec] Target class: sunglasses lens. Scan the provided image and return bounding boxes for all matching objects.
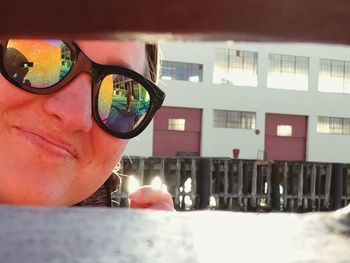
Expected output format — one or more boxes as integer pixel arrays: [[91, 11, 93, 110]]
[[98, 74, 151, 135], [4, 39, 73, 88]]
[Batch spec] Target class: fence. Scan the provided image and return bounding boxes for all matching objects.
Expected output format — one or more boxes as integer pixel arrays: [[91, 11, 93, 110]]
[[113, 157, 350, 212]]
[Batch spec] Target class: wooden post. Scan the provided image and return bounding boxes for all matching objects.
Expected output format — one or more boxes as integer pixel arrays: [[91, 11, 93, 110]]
[[191, 159, 197, 209], [214, 161, 220, 207], [266, 163, 272, 209], [331, 163, 344, 210], [119, 158, 129, 208], [223, 160, 229, 207], [283, 162, 288, 210], [297, 164, 304, 210], [119, 158, 124, 174], [256, 164, 263, 203], [229, 160, 236, 210], [243, 197, 248, 211], [303, 165, 310, 210], [145, 159, 153, 185], [324, 164, 332, 209], [303, 197, 308, 211], [197, 158, 212, 209], [271, 163, 280, 210], [317, 165, 323, 211], [138, 158, 145, 185], [311, 163, 317, 211], [242, 162, 250, 211], [160, 158, 165, 185], [209, 160, 213, 196], [238, 160, 244, 209], [251, 161, 258, 209], [343, 167, 348, 205], [174, 159, 181, 208]]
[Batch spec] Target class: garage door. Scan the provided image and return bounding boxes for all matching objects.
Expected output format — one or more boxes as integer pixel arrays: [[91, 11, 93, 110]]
[[265, 113, 307, 161]]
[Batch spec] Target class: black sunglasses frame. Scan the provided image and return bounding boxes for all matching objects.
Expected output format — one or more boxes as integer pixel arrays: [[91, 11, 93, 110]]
[[0, 39, 165, 139]]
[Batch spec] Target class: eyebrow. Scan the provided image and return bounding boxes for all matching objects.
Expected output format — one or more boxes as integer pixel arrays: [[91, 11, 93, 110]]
[[106, 57, 149, 78], [106, 58, 133, 69]]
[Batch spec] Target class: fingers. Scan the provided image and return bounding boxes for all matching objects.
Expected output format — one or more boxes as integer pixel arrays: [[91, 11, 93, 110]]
[[130, 201, 175, 211], [129, 185, 173, 205], [129, 185, 175, 211], [148, 202, 176, 211]]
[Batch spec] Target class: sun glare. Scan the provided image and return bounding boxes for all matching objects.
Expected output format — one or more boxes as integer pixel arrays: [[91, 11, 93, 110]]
[[127, 175, 140, 193]]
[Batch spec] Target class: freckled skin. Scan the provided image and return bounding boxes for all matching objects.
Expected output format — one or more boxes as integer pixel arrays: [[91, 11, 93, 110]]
[[0, 40, 146, 206]]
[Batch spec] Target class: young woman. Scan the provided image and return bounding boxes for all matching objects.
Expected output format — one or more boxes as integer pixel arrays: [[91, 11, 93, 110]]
[[0, 39, 174, 210]]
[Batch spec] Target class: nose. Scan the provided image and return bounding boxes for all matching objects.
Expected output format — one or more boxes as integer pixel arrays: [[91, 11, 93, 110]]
[[42, 73, 93, 133]]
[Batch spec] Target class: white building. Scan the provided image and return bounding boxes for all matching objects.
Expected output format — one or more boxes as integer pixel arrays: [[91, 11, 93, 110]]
[[125, 41, 350, 163]]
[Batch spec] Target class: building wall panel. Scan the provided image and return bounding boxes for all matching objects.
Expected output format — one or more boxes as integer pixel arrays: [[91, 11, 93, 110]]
[[153, 107, 202, 156]]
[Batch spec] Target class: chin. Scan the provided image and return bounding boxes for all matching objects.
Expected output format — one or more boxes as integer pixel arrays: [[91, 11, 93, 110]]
[[0, 172, 72, 207]]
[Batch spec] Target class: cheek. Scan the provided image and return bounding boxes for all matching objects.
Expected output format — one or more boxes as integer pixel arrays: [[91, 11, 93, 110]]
[[0, 75, 33, 114], [91, 127, 128, 165], [0, 76, 15, 111], [67, 127, 128, 205]]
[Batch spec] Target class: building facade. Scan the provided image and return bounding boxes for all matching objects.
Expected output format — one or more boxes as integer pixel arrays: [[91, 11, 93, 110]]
[[125, 41, 350, 163]]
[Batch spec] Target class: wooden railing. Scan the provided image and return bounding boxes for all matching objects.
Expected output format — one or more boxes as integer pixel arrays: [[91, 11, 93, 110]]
[[114, 157, 350, 212]]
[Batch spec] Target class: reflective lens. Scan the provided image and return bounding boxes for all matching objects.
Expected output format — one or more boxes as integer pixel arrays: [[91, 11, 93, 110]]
[[4, 39, 73, 88], [98, 74, 151, 134]]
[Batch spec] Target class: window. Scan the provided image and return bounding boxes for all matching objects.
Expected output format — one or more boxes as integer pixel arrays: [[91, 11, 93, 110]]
[[213, 110, 256, 129], [277, 125, 292, 136], [213, 49, 258, 86], [317, 116, 350, 134], [168, 118, 186, 131], [318, 58, 350, 93], [267, 54, 309, 90], [161, 61, 203, 82]]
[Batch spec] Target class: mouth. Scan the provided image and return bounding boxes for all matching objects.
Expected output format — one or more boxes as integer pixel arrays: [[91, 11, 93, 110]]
[[14, 127, 78, 159]]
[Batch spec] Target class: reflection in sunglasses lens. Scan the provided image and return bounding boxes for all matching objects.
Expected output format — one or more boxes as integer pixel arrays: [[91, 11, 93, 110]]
[[98, 74, 151, 134], [4, 39, 73, 88]]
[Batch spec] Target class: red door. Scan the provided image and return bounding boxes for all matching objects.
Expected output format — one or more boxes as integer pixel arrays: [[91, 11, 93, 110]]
[[265, 113, 307, 161], [153, 107, 202, 157]]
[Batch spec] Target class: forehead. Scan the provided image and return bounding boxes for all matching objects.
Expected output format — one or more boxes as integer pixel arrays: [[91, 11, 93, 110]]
[[77, 40, 146, 73]]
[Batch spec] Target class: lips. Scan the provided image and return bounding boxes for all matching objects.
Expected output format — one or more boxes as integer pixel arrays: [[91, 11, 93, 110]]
[[14, 127, 78, 159]]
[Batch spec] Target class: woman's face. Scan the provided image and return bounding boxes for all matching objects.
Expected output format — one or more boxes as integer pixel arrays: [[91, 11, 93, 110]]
[[0, 40, 146, 206]]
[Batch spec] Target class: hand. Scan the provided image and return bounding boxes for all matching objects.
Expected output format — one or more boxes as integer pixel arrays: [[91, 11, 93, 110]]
[[128, 185, 175, 211]]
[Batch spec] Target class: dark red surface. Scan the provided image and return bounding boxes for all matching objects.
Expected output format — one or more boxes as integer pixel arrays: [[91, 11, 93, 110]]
[[265, 113, 307, 161], [153, 107, 202, 157], [2, 0, 350, 44], [233, 148, 240, 159]]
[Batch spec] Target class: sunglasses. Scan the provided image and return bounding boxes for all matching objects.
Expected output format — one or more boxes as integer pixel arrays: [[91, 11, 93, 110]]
[[0, 39, 165, 139]]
